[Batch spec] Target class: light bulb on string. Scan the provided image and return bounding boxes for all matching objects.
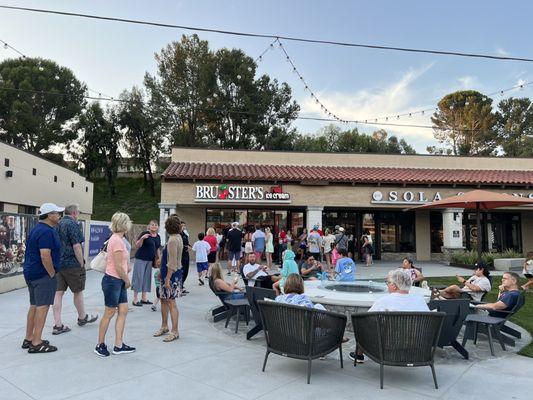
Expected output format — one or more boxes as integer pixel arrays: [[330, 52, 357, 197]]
[[269, 43, 274, 50], [385, 117, 388, 121], [70, 83, 75, 88], [409, 113, 412, 118], [3, 43, 7, 50], [247, 66, 252, 72], [500, 91, 504, 96], [258, 56, 263, 62], [236, 75, 241, 80], [286, 56, 290, 62], [421, 110, 425, 115], [374, 119, 378, 122], [396, 115, 400, 120], [520, 84, 524, 91], [278, 41, 283, 48], [38, 64, 44, 72], [54, 75, 60, 80], [213, 93, 218, 98], [292, 67, 297, 74]]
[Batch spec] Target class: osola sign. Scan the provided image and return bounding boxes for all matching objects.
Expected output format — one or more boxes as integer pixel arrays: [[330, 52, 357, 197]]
[[195, 185, 291, 203], [371, 190, 533, 204]]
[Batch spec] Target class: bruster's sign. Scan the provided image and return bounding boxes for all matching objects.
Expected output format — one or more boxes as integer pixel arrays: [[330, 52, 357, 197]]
[[195, 185, 291, 203]]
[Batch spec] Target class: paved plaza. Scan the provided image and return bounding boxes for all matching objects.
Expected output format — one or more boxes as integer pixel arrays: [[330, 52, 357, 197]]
[[0, 263, 530, 400]]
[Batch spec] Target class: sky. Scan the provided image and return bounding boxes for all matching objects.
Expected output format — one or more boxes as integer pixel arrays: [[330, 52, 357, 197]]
[[1, 0, 533, 153]]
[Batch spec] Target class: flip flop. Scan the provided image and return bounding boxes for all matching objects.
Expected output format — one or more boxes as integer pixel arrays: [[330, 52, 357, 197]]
[[132, 301, 143, 307], [163, 332, 179, 342], [153, 327, 169, 337]]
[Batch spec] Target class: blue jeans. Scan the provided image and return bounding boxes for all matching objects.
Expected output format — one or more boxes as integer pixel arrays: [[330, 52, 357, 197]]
[[102, 274, 127, 308]]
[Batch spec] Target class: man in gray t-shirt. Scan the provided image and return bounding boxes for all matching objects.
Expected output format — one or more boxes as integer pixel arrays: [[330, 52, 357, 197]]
[[335, 227, 348, 251]]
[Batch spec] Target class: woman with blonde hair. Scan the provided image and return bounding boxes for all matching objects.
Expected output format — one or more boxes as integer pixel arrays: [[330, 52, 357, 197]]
[[95, 212, 135, 357], [204, 227, 218, 272], [265, 227, 274, 268], [211, 263, 245, 300]]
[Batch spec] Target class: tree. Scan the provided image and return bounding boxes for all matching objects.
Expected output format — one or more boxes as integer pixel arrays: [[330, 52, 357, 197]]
[[430, 90, 497, 156], [117, 87, 159, 196], [0, 57, 86, 153], [144, 35, 299, 150], [495, 97, 533, 157], [292, 125, 417, 154], [70, 102, 122, 195], [144, 34, 216, 149]]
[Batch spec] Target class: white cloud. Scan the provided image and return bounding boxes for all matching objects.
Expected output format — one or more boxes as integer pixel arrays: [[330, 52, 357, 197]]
[[457, 75, 478, 89], [495, 47, 510, 56], [299, 63, 437, 145]]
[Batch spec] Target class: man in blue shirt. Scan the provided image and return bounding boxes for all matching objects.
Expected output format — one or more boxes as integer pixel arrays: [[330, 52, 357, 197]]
[[475, 271, 523, 318], [53, 204, 97, 335], [335, 248, 356, 281], [23, 203, 63, 353]]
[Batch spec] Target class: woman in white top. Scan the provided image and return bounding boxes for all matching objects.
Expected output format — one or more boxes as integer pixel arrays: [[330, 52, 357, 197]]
[[322, 228, 336, 270], [264, 227, 274, 268], [360, 229, 373, 267], [434, 264, 491, 302]]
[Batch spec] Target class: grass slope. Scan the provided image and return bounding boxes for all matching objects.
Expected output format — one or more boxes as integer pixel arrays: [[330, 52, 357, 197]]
[[92, 178, 161, 223], [427, 276, 533, 357]]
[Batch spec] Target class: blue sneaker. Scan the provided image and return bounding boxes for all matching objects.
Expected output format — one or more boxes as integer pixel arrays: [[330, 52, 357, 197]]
[[94, 343, 110, 357], [113, 343, 136, 355]]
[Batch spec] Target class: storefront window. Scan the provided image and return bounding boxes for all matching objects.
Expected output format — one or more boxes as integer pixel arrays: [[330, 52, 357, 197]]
[[247, 210, 275, 230], [1, 213, 38, 276], [380, 212, 415, 253], [430, 212, 443, 253], [206, 209, 235, 232], [463, 212, 521, 253], [290, 212, 304, 237]]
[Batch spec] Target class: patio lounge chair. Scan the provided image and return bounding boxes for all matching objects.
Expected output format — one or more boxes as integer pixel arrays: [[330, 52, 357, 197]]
[[351, 311, 445, 389], [245, 286, 276, 340], [462, 292, 525, 356], [257, 300, 347, 384], [428, 299, 470, 359]]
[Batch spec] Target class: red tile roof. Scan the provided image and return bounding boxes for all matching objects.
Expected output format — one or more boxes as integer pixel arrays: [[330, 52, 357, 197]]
[[162, 162, 533, 186]]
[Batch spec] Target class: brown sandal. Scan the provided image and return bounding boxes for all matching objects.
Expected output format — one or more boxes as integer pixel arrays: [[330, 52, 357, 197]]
[[163, 332, 179, 342], [153, 327, 169, 337]]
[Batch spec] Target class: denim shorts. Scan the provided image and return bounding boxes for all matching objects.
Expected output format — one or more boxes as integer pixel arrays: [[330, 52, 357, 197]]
[[196, 262, 209, 273], [101, 274, 127, 308], [27, 275, 57, 306]]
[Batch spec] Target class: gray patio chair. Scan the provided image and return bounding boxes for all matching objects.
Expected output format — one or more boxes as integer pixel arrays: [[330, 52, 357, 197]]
[[462, 292, 525, 356], [428, 299, 470, 359], [351, 311, 445, 389], [257, 300, 347, 384], [245, 286, 276, 340]]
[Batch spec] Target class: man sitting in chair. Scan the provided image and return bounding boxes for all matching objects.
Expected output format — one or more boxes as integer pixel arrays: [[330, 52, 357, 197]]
[[349, 269, 429, 364], [242, 253, 280, 288], [475, 271, 522, 318], [433, 264, 491, 302]]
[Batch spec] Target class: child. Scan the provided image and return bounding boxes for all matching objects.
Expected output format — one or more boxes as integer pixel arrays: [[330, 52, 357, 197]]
[[273, 249, 299, 296], [151, 268, 161, 312], [335, 248, 356, 282], [192, 232, 211, 286]]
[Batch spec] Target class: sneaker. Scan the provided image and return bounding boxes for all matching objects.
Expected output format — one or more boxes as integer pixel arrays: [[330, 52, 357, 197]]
[[94, 343, 110, 357], [113, 343, 136, 355], [348, 352, 365, 363]]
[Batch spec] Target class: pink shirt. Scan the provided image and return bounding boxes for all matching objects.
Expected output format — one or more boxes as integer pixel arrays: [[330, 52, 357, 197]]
[[331, 248, 340, 266], [106, 233, 129, 279]]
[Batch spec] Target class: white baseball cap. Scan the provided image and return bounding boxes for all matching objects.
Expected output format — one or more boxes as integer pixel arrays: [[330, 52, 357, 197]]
[[338, 227, 345, 232], [38, 203, 65, 216]]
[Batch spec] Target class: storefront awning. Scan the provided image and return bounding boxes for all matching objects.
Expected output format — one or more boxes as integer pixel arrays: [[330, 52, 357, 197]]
[[162, 162, 533, 186]]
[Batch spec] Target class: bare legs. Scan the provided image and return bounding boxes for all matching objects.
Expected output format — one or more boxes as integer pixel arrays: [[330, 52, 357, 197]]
[[53, 290, 87, 326], [438, 285, 463, 299], [27, 305, 50, 346], [98, 304, 128, 347], [159, 299, 179, 337], [266, 252, 272, 268], [325, 252, 332, 270]]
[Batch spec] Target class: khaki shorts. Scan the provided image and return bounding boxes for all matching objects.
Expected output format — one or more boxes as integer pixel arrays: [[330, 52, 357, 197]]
[[56, 266, 86, 293]]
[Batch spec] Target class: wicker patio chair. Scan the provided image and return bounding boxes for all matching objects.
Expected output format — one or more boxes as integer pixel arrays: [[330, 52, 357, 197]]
[[257, 300, 347, 384], [245, 286, 276, 340], [428, 299, 470, 359], [351, 311, 445, 389]]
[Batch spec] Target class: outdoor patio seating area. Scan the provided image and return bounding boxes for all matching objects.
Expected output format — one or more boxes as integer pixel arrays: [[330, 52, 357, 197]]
[[1, 267, 530, 400]]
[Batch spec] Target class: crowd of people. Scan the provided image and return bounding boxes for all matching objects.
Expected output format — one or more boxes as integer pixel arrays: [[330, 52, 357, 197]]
[[20, 205, 528, 364]]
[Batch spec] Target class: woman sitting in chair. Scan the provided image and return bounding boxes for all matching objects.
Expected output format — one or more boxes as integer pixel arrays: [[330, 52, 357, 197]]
[[433, 263, 491, 302], [275, 273, 326, 310], [401, 258, 424, 286], [210, 263, 245, 300]]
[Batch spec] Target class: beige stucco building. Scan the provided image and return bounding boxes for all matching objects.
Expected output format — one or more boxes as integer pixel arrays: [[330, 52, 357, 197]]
[[160, 147, 533, 262], [1, 141, 94, 291]]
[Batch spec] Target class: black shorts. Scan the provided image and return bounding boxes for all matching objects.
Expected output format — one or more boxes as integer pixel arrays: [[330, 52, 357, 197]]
[[207, 251, 217, 263], [525, 273, 533, 279], [27, 275, 57, 307]]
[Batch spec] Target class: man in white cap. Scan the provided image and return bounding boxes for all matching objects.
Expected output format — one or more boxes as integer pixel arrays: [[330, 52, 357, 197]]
[[335, 227, 348, 252], [22, 203, 64, 353]]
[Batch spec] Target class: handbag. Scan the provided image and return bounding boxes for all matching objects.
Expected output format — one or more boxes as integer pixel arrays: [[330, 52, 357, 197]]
[[90, 242, 108, 273]]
